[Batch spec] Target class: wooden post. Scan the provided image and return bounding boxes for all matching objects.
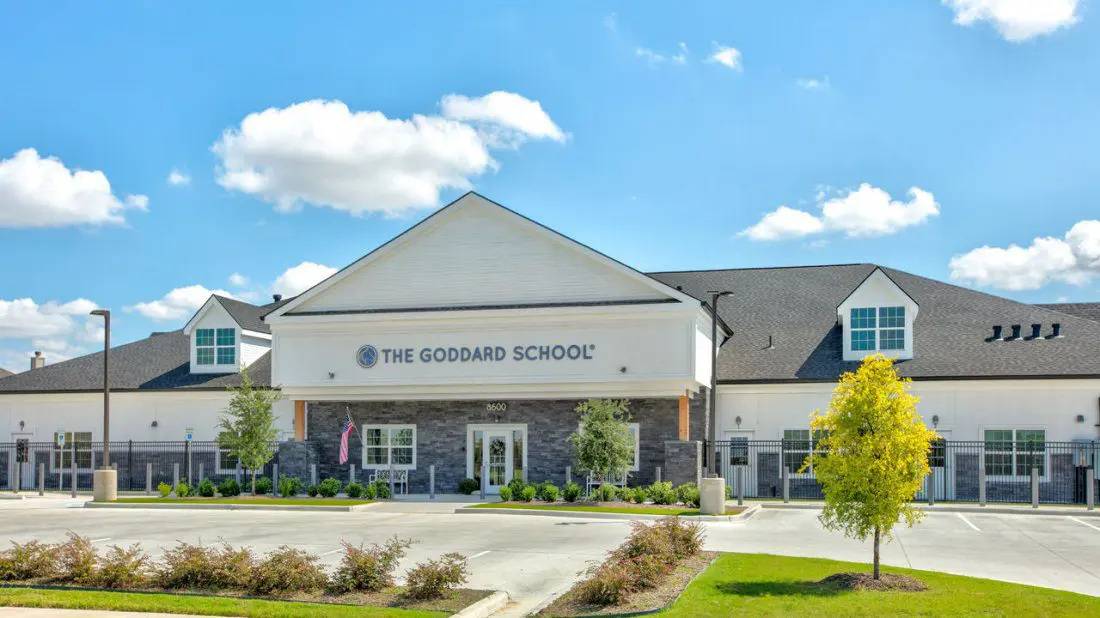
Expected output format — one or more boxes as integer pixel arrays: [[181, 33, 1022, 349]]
[[678, 392, 690, 441], [293, 401, 306, 441]]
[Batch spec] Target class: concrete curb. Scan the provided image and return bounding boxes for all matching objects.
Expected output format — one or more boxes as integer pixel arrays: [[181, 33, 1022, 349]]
[[760, 502, 1100, 518], [84, 501, 379, 512], [455, 503, 759, 522], [451, 590, 509, 618], [0, 494, 26, 501]]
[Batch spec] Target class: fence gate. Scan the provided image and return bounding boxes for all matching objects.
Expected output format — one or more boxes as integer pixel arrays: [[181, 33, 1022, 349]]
[[721, 431, 758, 498]]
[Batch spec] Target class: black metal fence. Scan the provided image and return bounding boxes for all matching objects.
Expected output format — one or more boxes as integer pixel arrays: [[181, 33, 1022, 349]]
[[712, 439, 1100, 505], [0, 441, 279, 492]]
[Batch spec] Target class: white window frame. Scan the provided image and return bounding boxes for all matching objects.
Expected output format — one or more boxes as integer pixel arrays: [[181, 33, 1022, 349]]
[[51, 431, 93, 472], [781, 429, 828, 478], [196, 327, 237, 367], [982, 428, 1048, 481], [850, 306, 907, 353], [362, 424, 417, 471], [575, 422, 640, 472], [466, 424, 528, 482]]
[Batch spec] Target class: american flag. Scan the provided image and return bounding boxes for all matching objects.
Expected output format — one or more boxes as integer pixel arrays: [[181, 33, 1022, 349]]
[[338, 413, 354, 464]]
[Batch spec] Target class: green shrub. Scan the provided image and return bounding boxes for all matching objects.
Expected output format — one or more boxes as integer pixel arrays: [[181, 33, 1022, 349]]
[[331, 537, 412, 593], [94, 544, 150, 589], [675, 482, 701, 508], [363, 482, 377, 499], [404, 553, 468, 600], [317, 477, 342, 498], [278, 476, 302, 498], [217, 478, 241, 498], [345, 482, 365, 498], [498, 486, 513, 502], [156, 541, 254, 590], [254, 477, 273, 495], [562, 481, 582, 502], [457, 477, 479, 495], [623, 486, 647, 504], [306, 484, 319, 497], [157, 482, 172, 498], [646, 481, 676, 505], [197, 478, 216, 498], [373, 480, 393, 500], [249, 546, 328, 596], [725, 483, 735, 500], [55, 533, 97, 585], [540, 482, 560, 502], [593, 483, 617, 502], [506, 477, 528, 496], [519, 485, 537, 502], [0, 540, 59, 581], [176, 481, 190, 498], [576, 562, 634, 606]]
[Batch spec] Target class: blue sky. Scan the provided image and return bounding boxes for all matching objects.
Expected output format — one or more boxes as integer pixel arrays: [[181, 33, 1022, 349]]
[[1, 1, 1098, 372]]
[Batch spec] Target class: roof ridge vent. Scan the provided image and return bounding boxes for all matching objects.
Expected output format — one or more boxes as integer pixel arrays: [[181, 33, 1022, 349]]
[[1029, 324, 1043, 341], [1009, 324, 1022, 341], [1049, 323, 1063, 339], [991, 325, 1003, 342]]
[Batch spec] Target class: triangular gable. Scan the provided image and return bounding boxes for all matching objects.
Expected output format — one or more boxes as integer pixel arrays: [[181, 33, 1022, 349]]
[[182, 296, 229, 335], [836, 267, 920, 323], [268, 193, 697, 318]]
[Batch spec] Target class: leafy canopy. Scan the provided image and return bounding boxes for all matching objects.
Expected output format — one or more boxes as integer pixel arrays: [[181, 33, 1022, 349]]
[[810, 355, 939, 548], [569, 399, 635, 482], [218, 369, 281, 493]]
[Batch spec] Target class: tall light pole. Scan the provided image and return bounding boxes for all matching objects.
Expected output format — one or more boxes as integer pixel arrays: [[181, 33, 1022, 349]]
[[90, 309, 112, 482], [705, 291, 732, 478]]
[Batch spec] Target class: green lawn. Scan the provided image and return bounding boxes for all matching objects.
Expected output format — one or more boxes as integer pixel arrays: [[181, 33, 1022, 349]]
[[657, 553, 1100, 617], [470, 503, 744, 516], [0, 588, 445, 618], [112, 498, 375, 506]]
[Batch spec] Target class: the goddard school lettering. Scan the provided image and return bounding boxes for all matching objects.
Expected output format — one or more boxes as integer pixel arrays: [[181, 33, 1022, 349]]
[[376, 344, 594, 365]]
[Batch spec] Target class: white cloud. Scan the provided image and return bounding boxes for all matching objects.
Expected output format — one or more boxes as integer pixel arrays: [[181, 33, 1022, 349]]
[[273, 262, 337, 297], [739, 184, 940, 241], [943, 0, 1080, 41], [739, 206, 826, 241], [167, 169, 191, 186], [950, 220, 1100, 290], [635, 46, 667, 65], [440, 91, 566, 145], [228, 273, 249, 287], [708, 44, 742, 70], [634, 42, 689, 67], [673, 42, 689, 64], [213, 93, 563, 217], [126, 285, 234, 322], [797, 76, 830, 90], [0, 148, 147, 228], [0, 297, 103, 371]]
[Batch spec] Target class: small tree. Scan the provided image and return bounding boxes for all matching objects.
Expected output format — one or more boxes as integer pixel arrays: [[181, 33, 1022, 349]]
[[569, 399, 635, 484], [218, 369, 281, 495], [809, 354, 939, 579]]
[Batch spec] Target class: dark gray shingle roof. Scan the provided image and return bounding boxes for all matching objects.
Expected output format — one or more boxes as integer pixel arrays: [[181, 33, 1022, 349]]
[[0, 368, 13, 378], [214, 296, 294, 334], [1036, 303, 1100, 323], [650, 264, 1100, 383], [0, 330, 271, 394]]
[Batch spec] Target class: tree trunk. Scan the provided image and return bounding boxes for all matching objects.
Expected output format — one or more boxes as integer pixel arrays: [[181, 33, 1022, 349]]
[[251, 470, 257, 496], [873, 526, 881, 580]]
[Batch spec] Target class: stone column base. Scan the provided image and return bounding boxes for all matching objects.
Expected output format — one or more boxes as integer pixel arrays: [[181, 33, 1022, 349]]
[[700, 476, 726, 515], [93, 468, 117, 502], [664, 440, 702, 487]]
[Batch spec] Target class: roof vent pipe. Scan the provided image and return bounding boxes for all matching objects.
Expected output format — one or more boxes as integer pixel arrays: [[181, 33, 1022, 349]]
[[1010, 324, 1022, 340], [1030, 324, 1042, 340], [1051, 323, 1062, 338], [992, 325, 1003, 341], [272, 294, 283, 303]]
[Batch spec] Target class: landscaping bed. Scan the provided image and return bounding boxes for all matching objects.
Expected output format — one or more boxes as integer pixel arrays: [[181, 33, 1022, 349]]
[[654, 553, 1100, 616], [110, 497, 375, 507], [470, 502, 745, 516]]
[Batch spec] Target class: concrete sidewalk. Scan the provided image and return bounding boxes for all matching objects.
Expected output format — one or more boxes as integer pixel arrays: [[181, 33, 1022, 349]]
[[761, 500, 1100, 517]]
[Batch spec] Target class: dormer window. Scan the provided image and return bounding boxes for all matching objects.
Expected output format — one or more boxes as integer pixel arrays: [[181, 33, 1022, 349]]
[[196, 328, 236, 366], [850, 306, 906, 352]]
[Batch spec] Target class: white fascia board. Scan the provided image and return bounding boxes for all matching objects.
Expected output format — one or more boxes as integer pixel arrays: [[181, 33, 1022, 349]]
[[182, 296, 221, 335], [280, 379, 699, 401], [836, 268, 919, 323], [241, 329, 272, 341], [265, 192, 698, 321], [718, 378, 1100, 395]]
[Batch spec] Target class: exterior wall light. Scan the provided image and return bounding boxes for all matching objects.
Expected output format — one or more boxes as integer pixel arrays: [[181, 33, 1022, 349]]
[[151, 420, 158, 428], [1076, 414, 1086, 424], [18, 420, 24, 431], [932, 415, 940, 428], [735, 415, 742, 428]]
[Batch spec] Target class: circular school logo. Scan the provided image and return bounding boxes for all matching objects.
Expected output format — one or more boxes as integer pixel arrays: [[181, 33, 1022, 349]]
[[356, 345, 379, 368]]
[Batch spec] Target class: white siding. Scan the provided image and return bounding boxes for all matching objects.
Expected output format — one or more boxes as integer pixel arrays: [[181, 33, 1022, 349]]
[[295, 198, 668, 313], [241, 334, 270, 368], [189, 302, 239, 374]]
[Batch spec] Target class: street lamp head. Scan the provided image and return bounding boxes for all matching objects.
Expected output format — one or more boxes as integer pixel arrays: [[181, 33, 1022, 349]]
[[90, 309, 109, 317]]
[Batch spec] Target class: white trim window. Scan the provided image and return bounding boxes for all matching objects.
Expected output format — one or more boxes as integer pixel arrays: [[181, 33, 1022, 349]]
[[52, 431, 92, 471], [363, 425, 416, 470], [984, 429, 1046, 478], [215, 439, 241, 475], [850, 306, 906, 352], [196, 328, 236, 366], [782, 429, 828, 476], [576, 422, 640, 472]]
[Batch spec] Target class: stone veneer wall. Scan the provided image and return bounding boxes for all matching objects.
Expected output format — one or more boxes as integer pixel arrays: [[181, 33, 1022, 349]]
[[307, 391, 707, 494]]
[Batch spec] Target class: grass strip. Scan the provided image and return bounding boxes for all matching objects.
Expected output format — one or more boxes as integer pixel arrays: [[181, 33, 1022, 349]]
[[470, 503, 744, 516], [112, 498, 375, 506]]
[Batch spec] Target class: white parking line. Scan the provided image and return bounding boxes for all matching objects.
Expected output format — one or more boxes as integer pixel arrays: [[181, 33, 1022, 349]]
[[89, 537, 112, 543], [1069, 517, 1100, 532], [468, 550, 491, 560], [957, 513, 981, 532], [319, 548, 344, 557]]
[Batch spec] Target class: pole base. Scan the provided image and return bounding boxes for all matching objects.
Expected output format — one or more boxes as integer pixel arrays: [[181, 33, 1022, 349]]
[[700, 477, 726, 515], [93, 468, 117, 502]]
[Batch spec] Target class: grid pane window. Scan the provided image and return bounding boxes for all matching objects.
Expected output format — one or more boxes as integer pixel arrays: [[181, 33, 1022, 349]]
[[879, 306, 905, 328], [216, 347, 236, 365], [196, 348, 215, 365], [783, 429, 811, 473], [985, 429, 1045, 476], [196, 329, 215, 365], [850, 308, 877, 329], [362, 425, 416, 469], [196, 329, 215, 346], [928, 439, 946, 468], [880, 329, 905, 350], [851, 330, 876, 351], [1016, 430, 1046, 476], [53, 431, 92, 469], [216, 328, 235, 346]]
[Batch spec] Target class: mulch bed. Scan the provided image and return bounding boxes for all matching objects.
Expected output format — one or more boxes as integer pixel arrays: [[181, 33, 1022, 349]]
[[537, 551, 718, 617], [818, 572, 929, 592]]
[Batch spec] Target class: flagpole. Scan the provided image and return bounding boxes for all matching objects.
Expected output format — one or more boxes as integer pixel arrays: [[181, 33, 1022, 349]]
[[346, 406, 364, 440]]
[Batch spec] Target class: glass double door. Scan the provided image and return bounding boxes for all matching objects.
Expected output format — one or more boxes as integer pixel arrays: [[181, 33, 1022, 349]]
[[470, 425, 526, 493]]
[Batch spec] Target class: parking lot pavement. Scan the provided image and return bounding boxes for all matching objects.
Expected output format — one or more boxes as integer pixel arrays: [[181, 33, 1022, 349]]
[[0, 503, 630, 617], [703, 508, 1100, 597]]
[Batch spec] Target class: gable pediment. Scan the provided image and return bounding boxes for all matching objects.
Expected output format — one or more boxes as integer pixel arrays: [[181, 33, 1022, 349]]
[[277, 194, 689, 316]]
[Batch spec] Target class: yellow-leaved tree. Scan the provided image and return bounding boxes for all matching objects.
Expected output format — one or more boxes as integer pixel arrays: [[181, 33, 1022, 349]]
[[808, 354, 939, 579]]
